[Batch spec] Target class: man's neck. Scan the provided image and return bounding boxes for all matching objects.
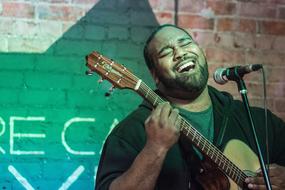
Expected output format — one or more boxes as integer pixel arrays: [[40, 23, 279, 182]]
[[164, 87, 212, 112]]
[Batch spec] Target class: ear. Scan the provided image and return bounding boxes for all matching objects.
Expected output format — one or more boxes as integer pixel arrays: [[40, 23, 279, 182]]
[[150, 69, 160, 85]]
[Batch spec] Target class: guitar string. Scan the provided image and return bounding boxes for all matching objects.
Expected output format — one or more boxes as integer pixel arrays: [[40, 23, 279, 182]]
[[89, 55, 247, 184]]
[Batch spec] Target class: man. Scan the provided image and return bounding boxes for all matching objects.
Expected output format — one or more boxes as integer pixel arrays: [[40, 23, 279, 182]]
[[95, 24, 285, 190]]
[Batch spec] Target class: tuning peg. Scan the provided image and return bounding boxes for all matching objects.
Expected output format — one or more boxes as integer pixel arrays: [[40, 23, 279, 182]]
[[109, 85, 115, 92], [105, 85, 115, 97], [85, 70, 94, 76], [98, 77, 104, 83]]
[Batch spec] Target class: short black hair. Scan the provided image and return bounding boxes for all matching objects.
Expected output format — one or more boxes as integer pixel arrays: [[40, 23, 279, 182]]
[[143, 24, 192, 70]]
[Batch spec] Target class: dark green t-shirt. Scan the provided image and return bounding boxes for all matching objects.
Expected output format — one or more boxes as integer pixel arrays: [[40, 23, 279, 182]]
[[178, 106, 214, 159]]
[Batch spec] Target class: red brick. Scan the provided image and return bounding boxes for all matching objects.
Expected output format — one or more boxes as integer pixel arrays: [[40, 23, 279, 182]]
[[148, 0, 175, 11], [275, 99, 285, 112], [38, 0, 70, 3], [232, 33, 255, 49], [72, 0, 99, 4], [206, 1, 237, 15], [254, 34, 275, 50], [238, 2, 276, 19], [214, 33, 237, 49], [210, 80, 241, 97], [1, 2, 35, 18], [217, 18, 236, 31], [259, 20, 285, 35], [275, 0, 285, 4], [245, 50, 285, 67], [247, 97, 274, 110], [246, 82, 285, 98], [154, 12, 174, 25], [246, 0, 268, 2], [192, 31, 216, 47], [178, 15, 214, 30], [267, 68, 285, 83], [37, 4, 85, 21], [178, 0, 205, 13], [239, 19, 256, 33], [278, 7, 285, 19], [273, 36, 285, 52], [205, 47, 245, 64], [217, 18, 256, 33], [0, 20, 15, 34], [274, 112, 285, 121]]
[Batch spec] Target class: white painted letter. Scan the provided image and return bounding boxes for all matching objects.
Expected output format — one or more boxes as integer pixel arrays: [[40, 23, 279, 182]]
[[58, 165, 85, 190], [0, 117, 5, 154], [10, 116, 46, 155], [62, 117, 96, 155], [8, 165, 35, 190]]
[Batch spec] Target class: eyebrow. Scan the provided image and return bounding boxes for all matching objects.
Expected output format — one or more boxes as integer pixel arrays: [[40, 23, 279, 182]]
[[178, 37, 192, 43], [157, 37, 193, 56]]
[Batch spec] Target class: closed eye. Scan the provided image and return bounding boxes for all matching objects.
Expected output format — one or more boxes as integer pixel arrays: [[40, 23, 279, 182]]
[[179, 38, 193, 46], [159, 47, 173, 58]]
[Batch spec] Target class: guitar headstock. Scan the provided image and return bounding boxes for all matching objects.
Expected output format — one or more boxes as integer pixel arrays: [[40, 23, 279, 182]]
[[86, 51, 139, 90]]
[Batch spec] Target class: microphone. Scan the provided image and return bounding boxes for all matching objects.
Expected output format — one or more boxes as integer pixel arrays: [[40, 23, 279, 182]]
[[213, 64, 263, 84]]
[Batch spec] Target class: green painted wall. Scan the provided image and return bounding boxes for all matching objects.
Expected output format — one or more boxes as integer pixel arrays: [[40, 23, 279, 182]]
[[0, 0, 158, 189]]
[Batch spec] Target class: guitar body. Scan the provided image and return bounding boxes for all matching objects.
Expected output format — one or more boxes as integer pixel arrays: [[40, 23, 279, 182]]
[[223, 139, 260, 190], [196, 159, 231, 190]]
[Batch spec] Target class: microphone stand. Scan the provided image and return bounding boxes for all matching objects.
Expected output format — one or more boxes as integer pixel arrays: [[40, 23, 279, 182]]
[[229, 68, 272, 190]]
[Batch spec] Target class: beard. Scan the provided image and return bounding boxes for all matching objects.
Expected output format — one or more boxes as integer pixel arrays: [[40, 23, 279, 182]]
[[156, 62, 209, 100]]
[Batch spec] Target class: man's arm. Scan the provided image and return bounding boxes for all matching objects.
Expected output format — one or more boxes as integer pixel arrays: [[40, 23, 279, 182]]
[[109, 102, 180, 190]]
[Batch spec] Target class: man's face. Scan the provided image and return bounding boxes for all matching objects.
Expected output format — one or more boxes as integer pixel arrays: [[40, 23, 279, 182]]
[[148, 26, 209, 98]]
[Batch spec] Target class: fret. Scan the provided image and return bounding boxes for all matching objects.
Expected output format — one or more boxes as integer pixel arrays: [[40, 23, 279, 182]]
[[153, 96, 158, 106], [197, 135, 201, 146], [229, 169, 238, 181], [145, 88, 150, 98], [180, 119, 185, 132], [225, 166, 229, 173], [233, 172, 238, 183], [228, 168, 233, 178], [186, 127, 191, 136], [214, 153, 219, 163], [206, 144, 210, 154], [202, 141, 206, 151], [219, 157, 223, 168], [193, 129, 197, 139], [236, 172, 241, 184], [210, 147, 214, 159], [222, 161, 226, 170]]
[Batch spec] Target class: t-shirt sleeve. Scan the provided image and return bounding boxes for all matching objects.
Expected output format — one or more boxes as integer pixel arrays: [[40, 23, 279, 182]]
[[95, 106, 149, 190], [95, 134, 140, 190]]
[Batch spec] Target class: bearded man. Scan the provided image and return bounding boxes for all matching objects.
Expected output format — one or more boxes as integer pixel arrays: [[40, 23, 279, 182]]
[[95, 25, 285, 190]]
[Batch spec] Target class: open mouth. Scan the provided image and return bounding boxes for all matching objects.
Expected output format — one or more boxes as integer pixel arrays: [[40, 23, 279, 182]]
[[175, 59, 197, 73]]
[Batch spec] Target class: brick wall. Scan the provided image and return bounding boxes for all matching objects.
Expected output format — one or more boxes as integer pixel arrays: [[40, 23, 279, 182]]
[[0, 0, 284, 189]]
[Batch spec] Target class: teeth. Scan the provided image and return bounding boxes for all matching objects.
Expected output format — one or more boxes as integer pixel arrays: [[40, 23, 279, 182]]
[[177, 61, 195, 73]]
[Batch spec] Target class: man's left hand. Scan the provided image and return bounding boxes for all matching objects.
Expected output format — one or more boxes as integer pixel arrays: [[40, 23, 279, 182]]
[[245, 164, 285, 189]]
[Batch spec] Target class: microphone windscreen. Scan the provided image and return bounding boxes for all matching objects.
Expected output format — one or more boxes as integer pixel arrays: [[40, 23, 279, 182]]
[[213, 68, 227, 85]]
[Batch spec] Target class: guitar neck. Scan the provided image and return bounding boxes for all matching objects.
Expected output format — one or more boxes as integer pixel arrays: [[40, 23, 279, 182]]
[[135, 80, 247, 187]]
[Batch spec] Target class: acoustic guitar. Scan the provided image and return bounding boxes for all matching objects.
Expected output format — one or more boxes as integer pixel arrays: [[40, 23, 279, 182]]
[[86, 51, 260, 190]]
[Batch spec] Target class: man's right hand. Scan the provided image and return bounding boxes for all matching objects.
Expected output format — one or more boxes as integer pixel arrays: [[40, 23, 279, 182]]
[[144, 102, 181, 153]]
